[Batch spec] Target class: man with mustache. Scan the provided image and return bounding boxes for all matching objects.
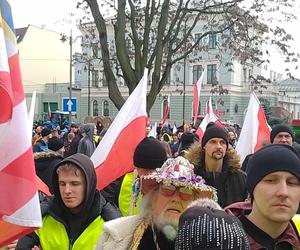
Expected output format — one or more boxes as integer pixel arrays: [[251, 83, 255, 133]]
[[186, 124, 247, 207], [225, 144, 300, 249]]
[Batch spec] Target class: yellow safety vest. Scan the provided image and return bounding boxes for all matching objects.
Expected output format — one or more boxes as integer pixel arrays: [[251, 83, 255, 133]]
[[292, 214, 300, 237], [36, 214, 104, 250], [118, 172, 141, 216]]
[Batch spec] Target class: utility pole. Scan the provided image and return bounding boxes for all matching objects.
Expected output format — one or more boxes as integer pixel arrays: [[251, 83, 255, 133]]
[[68, 30, 73, 123], [88, 61, 91, 116], [182, 19, 187, 125]]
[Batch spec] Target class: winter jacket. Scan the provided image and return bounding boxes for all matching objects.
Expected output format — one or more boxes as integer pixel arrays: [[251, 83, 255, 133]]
[[32, 139, 48, 153], [225, 201, 300, 249], [101, 172, 141, 216], [16, 153, 122, 249], [95, 215, 175, 250], [186, 142, 248, 207], [77, 124, 95, 157], [34, 151, 64, 194]]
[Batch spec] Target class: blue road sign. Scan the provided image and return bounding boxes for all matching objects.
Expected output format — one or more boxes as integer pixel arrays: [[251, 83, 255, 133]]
[[63, 98, 77, 112]]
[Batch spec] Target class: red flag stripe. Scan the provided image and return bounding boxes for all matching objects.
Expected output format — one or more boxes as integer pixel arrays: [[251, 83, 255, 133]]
[[254, 104, 270, 152], [0, 148, 36, 216], [96, 116, 147, 190], [0, 220, 38, 247]]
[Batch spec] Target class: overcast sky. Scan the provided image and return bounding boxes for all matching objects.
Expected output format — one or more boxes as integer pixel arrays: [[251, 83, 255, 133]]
[[9, 0, 300, 79]]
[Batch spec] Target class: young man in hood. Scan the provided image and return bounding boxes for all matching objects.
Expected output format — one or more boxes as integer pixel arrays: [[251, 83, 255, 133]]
[[186, 124, 247, 207], [16, 153, 121, 250], [225, 144, 300, 249]]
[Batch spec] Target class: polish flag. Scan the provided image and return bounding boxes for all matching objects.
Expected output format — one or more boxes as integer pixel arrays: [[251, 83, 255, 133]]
[[0, 1, 42, 246], [236, 92, 270, 163], [193, 71, 205, 126], [195, 97, 224, 139], [160, 95, 170, 126], [47, 103, 51, 120], [91, 69, 148, 190]]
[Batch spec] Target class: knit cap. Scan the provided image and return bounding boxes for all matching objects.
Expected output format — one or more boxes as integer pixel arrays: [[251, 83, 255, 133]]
[[133, 137, 167, 169], [175, 206, 250, 250], [246, 144, 300, 197], [48, 137, 64, 151], [270, 124, 294, 143], [201, 125, 228, 149]]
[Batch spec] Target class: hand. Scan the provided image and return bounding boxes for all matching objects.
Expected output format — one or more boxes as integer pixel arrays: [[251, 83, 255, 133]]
[[6, 240, 17, 249], [32, 246, 41, 250]]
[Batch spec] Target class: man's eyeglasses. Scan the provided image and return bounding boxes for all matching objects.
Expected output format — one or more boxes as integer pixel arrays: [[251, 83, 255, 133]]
[[159, 184, 194, 201]]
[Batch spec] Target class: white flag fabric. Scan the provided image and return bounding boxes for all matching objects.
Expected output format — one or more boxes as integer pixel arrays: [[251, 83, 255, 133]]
[[91, 69, 148, 190], [236, 92, 270, 163]]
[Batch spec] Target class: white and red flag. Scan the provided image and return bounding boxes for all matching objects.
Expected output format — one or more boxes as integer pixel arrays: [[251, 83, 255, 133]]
[[0, 1, 42, 246], [91, 69, 148, 190], [47, 103, 51, 120], [160, 94, 170, 126], [196, 97, 223, 139], [236, 92, 270, 163], [193, 71, 205, 126]]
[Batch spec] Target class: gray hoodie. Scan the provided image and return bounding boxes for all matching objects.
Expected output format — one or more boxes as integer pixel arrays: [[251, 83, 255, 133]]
[[77, 124, 96, 157]]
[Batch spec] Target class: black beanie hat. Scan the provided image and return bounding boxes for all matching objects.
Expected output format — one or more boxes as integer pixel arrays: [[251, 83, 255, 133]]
[[175, 206, 250, 250], [133, 137, 167, 169], [201, 125, 228, 149], [41, 127, 52, 137], [48, 137, 64, 151], [270, 124, 294, 143], [246, 144, 300, 197]]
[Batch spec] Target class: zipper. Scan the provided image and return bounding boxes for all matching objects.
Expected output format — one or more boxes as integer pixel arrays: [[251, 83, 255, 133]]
[[69, 238, 73, 250]]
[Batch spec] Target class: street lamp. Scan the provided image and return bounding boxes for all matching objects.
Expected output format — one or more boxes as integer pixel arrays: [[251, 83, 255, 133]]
[[84, 61, 92, 116]]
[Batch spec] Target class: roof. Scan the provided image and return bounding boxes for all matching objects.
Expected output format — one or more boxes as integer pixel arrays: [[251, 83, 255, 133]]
[[15, 26, 28, 43], [278, 77, 300, 92]]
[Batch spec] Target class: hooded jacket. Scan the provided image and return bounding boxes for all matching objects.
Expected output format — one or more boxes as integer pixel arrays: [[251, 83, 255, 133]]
[[16, 153, 121, 249], [225, 201, 300, 249], [186, 142, 247, 207], [34, 151, 64, 194], [77, 124, 95, 157]]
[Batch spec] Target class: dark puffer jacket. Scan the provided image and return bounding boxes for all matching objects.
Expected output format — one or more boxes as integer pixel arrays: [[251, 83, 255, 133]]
[[16, 153, 122, 249], [186, 142, 248, 207], [34, 151, 64, 194]]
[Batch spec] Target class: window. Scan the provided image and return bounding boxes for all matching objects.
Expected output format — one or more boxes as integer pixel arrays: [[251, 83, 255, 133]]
[[93, 100, 99, 116], [243, 68, 247, 84], [92, 70, 99, 87], [193, 65, 203, 83], [43, 102, 58, 113], [208, 34, 217, 49], [102, 73, 108, 87], [103, 100, 109, 116], [194, 33, 203, 49], [207, 64, 217, 84]]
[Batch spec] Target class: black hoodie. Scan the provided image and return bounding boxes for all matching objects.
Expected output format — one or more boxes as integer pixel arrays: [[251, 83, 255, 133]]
[[16, 153, 121, 249]]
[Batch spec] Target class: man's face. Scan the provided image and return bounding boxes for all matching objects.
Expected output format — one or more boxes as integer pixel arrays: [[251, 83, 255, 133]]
[[36, 126, 43, 134], [252, 171, 300, 223], [203, 138, 227, 160], [145, 126, 151, 135], [58, 168, 86, 213], [151, 184, 191, 227], [228, 131, 236, 140], [273, 132, 293, 146]]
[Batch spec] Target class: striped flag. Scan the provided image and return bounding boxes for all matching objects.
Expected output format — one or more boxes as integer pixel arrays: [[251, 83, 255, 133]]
[[196, 97, 223, 139], [236, 92, 270, 163], [193, 70, 204, 126], [0, 1, 42, 246], [91, 69, 148, 190], [160, 94, 170, 126]]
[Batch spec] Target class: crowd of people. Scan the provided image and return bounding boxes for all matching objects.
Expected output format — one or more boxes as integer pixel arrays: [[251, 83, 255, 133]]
[[4, 120, 300, 249]]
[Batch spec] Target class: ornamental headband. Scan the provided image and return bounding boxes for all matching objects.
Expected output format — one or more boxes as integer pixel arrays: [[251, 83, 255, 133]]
[[141, 156, 217, 201]]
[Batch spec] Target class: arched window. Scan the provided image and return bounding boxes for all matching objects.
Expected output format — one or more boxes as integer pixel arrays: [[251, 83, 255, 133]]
[[93, 100, 98, 116], [103, 100, 109, 117]]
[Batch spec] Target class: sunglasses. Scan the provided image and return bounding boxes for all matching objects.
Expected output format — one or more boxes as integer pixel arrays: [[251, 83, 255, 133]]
[[159, 184, 194, 201]]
